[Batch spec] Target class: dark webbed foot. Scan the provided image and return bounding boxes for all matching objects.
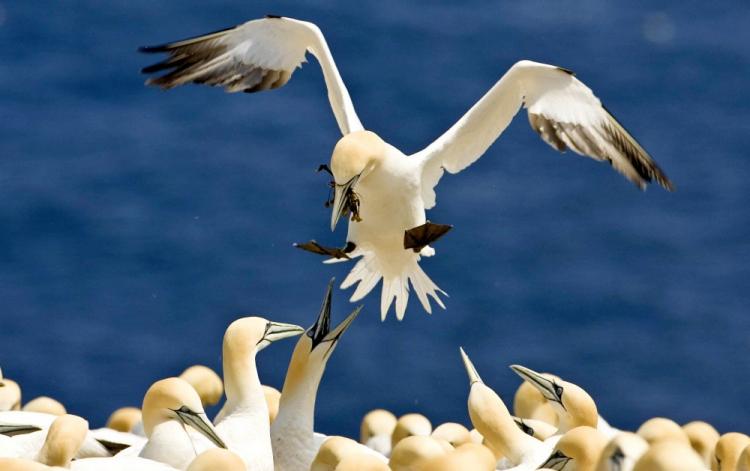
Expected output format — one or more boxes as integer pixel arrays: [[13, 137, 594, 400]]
[[294, 240, 356, 259], [404, 222, 453, 253]]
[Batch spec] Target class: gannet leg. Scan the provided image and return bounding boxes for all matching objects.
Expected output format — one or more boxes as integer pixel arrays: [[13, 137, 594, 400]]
[[403, 222, 453, 253]]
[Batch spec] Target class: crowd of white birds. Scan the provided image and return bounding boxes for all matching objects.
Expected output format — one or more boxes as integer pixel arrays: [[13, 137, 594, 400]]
[[3, 11, 731, 471]]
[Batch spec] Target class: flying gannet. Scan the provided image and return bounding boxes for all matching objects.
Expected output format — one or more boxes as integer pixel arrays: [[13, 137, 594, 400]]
[[140, 16, 673, 319]]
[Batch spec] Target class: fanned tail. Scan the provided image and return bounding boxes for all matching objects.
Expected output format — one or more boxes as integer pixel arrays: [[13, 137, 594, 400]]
[[341, 251, 446, 320]]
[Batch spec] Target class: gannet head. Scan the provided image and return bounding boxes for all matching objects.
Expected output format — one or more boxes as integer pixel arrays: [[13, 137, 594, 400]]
[[431, 422, 472, 448], [38, 414, 88, 468], [22, 396, 66, 416], [737, 444, 750, 471], [141, 377, 226, 449], [712, 432, 750, 471], [682, 421, 720, 466], [389, 435, 448, 471], [0, 377, 21, 411], [335, 453, 391, 471], [418, 443, 497, 471], [262, 385, 281, 424], [633, 441, 705, 471], [513, 377, 559, 426], [224, 317, 305, 357], [329, 130, 386, 231], [187, 449, 245, 471], [594, 432, 648, 471], [636, 417, 690, 446], [360, 409, 397, 454], [179, 365, 224, 407], [512, 417, 557, 441], [509, 365, 598, 432], [106, 407, 142, 433], [539, 426, 608, 471], [391, 414, 433, 450], [310, 435, 361, 471]]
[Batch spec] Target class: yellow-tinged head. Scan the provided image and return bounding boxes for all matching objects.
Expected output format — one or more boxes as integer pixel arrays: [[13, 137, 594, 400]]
[[540, 426, 608, 471], [311, 436, 362, 471], [418, 443, 496, 471], [431, 423, 472, 448], [683, 420, 720, 466], [389, 435, 447, 471], [636, 417, 690, 446], [106, 407, 142, 433], [22, 396, 66, 416], [179, 365, 224, 408], [712, 432, 750, 471], [392, 414, 433, 450], [361, 409, 398, 444], [187, 449, 245, 471], [38, 414, 88, 467], [335, 453, 391, 471], [633, 441, 705, 471]]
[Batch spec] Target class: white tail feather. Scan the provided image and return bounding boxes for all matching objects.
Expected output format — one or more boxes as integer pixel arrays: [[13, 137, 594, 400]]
[[340, 251, 446, 320]]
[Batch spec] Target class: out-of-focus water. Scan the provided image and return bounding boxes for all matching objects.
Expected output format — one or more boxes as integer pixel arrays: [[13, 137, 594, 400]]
[[1, 0, 749, 437]]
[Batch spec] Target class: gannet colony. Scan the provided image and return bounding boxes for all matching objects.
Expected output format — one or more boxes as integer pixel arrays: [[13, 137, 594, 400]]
[[1, 14, 737, 471]]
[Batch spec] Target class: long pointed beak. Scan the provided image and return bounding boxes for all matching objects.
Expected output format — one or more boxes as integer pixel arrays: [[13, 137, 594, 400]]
[[509, 364, 560, 405], [324, 305, 362, 344], [539, 450, 572, 470], [330, 174, 360, 231], [308, 279, 334, 350], [258, 321, 305, 351], [175, 408, 227, 449], [459, 347, 483, 385]]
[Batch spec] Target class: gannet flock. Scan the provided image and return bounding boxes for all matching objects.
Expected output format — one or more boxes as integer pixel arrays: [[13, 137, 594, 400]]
[[1, 13, 732, 471]]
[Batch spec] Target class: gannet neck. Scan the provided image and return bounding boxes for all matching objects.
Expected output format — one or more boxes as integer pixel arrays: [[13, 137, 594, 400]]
[[37, 414, 88, 468], [222, 343, 264, 412], [273, 338, 325, 435]]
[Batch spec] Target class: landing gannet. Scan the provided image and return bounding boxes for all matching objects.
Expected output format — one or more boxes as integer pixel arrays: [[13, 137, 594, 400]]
[[213, 317, 304, 471], [712, 433, 750, 471], [140, 16, 673, 319], [537, 426, 607, 471], [510, 365, 599, 434], [271, 280, 362, 471], [360, 409, 398, 456], [21, 398, 65, 417], [460, 349, 558, 470], [138, 377, 227, 470], [594, 432, 648, 471], [179, 365, 224, 408], [682, 421, 720, 467]]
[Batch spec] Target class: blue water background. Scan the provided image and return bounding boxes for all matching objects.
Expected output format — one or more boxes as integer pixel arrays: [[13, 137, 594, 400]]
[[1, 0, 749, 436]]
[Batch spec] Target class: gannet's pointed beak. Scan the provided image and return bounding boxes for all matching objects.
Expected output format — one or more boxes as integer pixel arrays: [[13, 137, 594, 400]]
[[509, 364, 565, 409], [460, 347, 483, 385], [257, 321, 305, 351], [174, 406, 227, 449], [539, 450, 571, 470], [330, 174, 360, 231], [308, 278, 335, 350], [324, 305, 362, 344]]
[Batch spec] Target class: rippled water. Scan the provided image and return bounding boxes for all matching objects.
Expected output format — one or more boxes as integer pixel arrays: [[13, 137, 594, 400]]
[[1, 1, 749, 437]]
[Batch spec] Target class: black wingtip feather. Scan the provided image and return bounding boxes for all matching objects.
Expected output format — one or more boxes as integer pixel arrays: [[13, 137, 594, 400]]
[[265, 14, 283, 19]]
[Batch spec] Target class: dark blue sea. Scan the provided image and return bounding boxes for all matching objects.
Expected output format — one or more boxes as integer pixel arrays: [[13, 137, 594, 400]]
[[1, 0, 749, 438]]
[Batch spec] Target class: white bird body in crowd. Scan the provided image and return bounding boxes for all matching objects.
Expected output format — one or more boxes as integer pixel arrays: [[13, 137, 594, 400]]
[[141, 16, 672, 320]]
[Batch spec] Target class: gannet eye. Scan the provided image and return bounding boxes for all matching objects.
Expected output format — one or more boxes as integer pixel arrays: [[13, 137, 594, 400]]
[[553, 384, 564, 399], [178, 406, 191, 414]]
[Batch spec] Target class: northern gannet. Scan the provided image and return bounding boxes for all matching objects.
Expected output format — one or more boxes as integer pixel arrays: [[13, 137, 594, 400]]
[[389, 435, 449, 471], [311, 436, 379, 471], [140, 16, 673, 320], [537, 426, 607, 471], [391, 414, 433, 450], [431, 423, 472, 448], [360, 409, 398, 456], [509, 365, 599, 434], [683, 421, 720, 467], [635, 417, 690, 446], [594, 432, 649, 471], [418, 443, 497, 471], [632, 441, 705, 471], [513, 417, 558, 441], [335, 453, 392, 471], [212, 317, 304, 471], [513, 379, 559, 426], [138, 377, 227, 470], [179, 365, 224, 408], [459, 349, 558, 470], [271, 280, 362, 471], [712, 433, 750, 471], [31, 414, 87, 468], [21, 398, 66, 417], [105, 407, 142, 434]]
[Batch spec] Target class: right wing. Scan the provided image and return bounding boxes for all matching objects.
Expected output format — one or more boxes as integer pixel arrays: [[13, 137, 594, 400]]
[[140, 16, 364, 135]]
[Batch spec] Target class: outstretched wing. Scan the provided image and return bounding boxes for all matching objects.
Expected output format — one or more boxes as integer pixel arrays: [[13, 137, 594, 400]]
[[414, 60, 672, 209], [140, 16, 364, 135]]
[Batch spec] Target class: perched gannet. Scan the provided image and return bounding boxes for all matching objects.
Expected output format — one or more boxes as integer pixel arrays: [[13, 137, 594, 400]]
[[179, 365, 224, 408], [632, 441, 705, 471], [712, 433, 750, 471], [262, 386, 281, 424], [460, 349, 558, 470], [360, 409, 398, 455], [510, 365, 598, 434], [513, 380, 558, 426], [635, 417, 690, 446], [0, 376, 21, 411], [271, 280, 363, 471], [138, 377, 227, 470], [32, 414, 87, 468], [538, 426, 607, 471], [391, 414, 433, 450], [213, 317, 304, 471], [419, 443, 496, 471], [21, 398, 66, 417], [140, 16, 673, 320], [311, 436, 372, 471], [594, 432, 648, 471], [389, 436, 449, 471], [683, 421, 720, 467], [187, 449, 246, 471], [105, 407, 142, 433], [431, 423, 472, 448]]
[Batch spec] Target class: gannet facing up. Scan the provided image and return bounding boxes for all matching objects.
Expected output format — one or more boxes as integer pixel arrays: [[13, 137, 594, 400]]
[[140, 16, 673, 320], [212, 317, 304, 471], [360, 409, 398, 456], [179, 365, 224, 408], [138, 377, 227, 470], [510, 365, 598, 434], [271, 280, 362, 471]]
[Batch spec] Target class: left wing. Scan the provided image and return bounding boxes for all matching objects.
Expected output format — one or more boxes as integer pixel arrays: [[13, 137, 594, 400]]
[[414, 60, 673, 209]]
